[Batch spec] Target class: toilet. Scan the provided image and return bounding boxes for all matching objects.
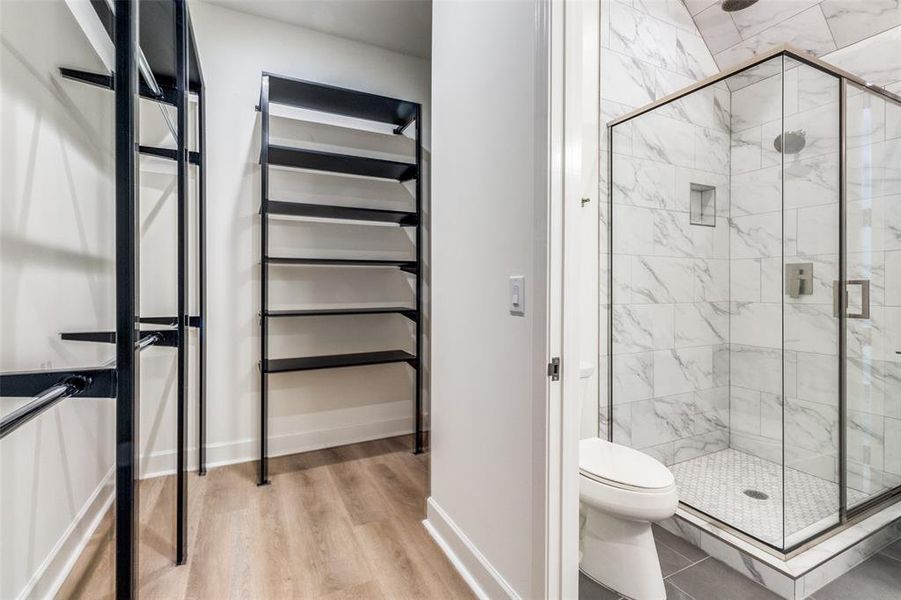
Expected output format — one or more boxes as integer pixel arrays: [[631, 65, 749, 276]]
[[578, 363, 678, 600]]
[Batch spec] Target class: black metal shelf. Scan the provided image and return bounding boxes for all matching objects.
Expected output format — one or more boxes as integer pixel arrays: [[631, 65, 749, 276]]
[[59, 67, 178, 105], [263, 73, 417, 131], [263, 200, 417, 225], [267, 145, 417, 181], [140, 145, 201, 165], [265, 256, 417, 272], [262, 350, 416, 374], [265, 307, 417, 321], [257, 73, 424, 486]]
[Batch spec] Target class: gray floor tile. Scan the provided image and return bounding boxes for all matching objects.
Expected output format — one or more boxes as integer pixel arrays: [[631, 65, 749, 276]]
[[657, 539, 694, 577], [666, 581, 696, 599], [879, 538, 901, 562], [653, 524, 708, 563], [578, 573, 622, 600], [812, 553, 901, 600], [667, 557, 783, 600]]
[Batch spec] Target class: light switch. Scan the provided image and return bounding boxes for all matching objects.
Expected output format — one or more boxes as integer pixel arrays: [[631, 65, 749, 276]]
[[509, 276, 525, 316]]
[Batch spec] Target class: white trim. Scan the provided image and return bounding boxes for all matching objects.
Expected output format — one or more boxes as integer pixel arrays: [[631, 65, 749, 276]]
[[423, 497, 521, 600], [17, 466, 115, 600], [140, 416, 415, 479]]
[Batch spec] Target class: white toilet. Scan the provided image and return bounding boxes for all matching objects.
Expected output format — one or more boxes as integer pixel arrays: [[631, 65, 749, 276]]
[[578, 363, 678, 600]]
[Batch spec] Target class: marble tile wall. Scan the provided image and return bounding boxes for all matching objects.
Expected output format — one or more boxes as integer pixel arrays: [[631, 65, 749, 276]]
[[602, 0, 726, 464]]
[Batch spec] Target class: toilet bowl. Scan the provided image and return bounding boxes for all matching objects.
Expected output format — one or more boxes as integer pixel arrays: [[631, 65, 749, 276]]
[[579, 438, 678, 600], [576, 362, 677, 600]]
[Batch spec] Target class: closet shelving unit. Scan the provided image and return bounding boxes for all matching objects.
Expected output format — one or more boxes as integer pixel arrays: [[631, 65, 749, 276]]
[[0, 2, 206, 597], [257, 73, 424, 486]]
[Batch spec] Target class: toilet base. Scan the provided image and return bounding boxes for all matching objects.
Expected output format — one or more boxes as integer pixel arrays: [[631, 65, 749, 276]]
[[580, 505, 666, 600]]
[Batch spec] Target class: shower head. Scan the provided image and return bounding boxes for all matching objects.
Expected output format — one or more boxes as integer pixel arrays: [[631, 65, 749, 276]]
[[721, 0, 760, 11], [774, 130, 807, 154]]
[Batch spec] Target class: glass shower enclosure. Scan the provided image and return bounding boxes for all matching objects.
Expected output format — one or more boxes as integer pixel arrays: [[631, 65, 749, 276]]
[[606, 46, 901, 552]]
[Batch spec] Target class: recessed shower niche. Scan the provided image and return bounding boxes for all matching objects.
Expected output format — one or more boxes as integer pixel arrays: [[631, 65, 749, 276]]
[[606, 48, 901, 553]]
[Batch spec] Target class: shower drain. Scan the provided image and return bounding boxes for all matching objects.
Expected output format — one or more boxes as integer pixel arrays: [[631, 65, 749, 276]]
[[743, 489, 769, 500]]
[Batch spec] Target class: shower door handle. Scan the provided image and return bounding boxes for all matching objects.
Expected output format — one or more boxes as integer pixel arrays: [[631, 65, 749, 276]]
[[833, 280, 870, 319]]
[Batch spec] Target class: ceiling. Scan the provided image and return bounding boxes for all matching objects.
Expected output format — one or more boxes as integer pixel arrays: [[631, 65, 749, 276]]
[[683, 0, 901, 71], [203, 0, 432, 59]]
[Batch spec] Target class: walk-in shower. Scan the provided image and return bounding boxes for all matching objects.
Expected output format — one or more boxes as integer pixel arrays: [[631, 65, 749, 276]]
[[606, 46, 901, 553]]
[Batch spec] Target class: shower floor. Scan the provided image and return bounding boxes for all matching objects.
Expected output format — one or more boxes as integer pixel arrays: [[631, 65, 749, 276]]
[[670, 449, 868, 548]]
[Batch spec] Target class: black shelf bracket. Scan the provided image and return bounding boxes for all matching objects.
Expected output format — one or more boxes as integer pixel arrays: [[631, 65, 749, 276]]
[[60, 329, 179, 347]]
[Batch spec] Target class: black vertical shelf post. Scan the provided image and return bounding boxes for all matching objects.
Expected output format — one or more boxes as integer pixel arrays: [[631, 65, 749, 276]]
[[258, 75, 271, 486], [114, 0, 139, 597], [174, 0, 189, 565], [414, 104, 424, 454], [197, 63, 208, 478]]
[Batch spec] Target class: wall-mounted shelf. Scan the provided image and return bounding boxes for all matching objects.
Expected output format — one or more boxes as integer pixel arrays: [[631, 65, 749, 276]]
[[257, 73, 424, 486], [265, 307, 417, 321], [263, 350, 417, 374], [262, 200, 417, 225], [266, 145, 417, 181], [139, 145, 201, 165]]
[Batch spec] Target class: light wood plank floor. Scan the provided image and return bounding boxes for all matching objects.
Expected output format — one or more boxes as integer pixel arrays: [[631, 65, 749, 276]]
[[58, 436, 474, 600]]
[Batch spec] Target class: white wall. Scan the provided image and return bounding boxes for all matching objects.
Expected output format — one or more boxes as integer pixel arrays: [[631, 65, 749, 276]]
[[0, 2, 116, 598], [426, 0, 551, 598], [148, 0, 432, 474]]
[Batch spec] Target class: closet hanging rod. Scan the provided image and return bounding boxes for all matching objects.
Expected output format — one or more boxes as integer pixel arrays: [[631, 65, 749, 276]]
[[0, 333, 160, 440]]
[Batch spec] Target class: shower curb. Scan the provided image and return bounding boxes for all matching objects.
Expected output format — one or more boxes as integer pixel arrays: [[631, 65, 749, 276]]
[[658, 503, 901, 599]]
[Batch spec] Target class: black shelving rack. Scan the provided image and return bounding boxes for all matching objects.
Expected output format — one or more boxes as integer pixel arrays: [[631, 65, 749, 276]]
[[0, 2, 206, 597], [256, 73, 424, 486]]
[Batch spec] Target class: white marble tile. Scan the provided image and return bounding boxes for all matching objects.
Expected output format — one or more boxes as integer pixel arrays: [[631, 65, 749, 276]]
[[784, 101, 841, 162], [631, 392, 697, 447], [633, 113, 696, 168], [797, 62, 841, 112], [797, 351, 840, 405], [674, 301, 729, 348], [731, 126, 763, 174], [885, 417, 901, 476], [784, 152, 840, 210], [886, 251, 901, 306], [820, 0, 901, 50], [600, 50, 659, 107], [728, 0, 820, 41], [847, 409, 886, 471], [731, 301, 782, 348], [785, 304, 837, 354], [824, 26, 901, 89], [612, 204, 655, 254], [760, 392, 783, 440], [613, 304, 675, 352], [796, 204, 839, 256], [731, 165, 781, 216], [633, 0, 699, 33], [887, 99, 901, 140], [715, 6, 837, 70], [694, 126, 730, 173], [731, 343, 784, 395], [731, 211, 783, 259], [731, 386, 762, 435], [694, 257, 731, 301], [731, 73, 782, 131], [654, 347, 714, 396], [653, 209, 695, 257], [673, 428, 730, 463], [846, 357, 889, 417], [612, 351, 655, 403], [659, 85, 731, 132], [731, 258, 761, 302], [693, 2, 742, 54], [632, 256, 696, 303], [847, 88, 887, 149], [761, 256, 783, 302], [612, 154, 678, 210], [682, 0, 718, 16], [784, 396, 840, 455]]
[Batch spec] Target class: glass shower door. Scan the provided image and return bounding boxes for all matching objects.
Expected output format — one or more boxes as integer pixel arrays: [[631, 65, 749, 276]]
[[844, 81, 901, 510]]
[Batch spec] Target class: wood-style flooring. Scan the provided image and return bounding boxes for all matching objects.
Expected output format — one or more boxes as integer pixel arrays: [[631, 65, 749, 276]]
[[57, 436, 474, 600]]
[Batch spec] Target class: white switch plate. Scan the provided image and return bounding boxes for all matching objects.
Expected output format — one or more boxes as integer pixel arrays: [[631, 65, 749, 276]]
[[509, 275, 525, 316]]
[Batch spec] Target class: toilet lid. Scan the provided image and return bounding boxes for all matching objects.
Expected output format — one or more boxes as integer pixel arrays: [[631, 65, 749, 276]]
[[579, 438, 674, 490]]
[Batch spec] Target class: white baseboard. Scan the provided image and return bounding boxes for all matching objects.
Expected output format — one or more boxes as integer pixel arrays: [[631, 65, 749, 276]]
[[140, 416, 414, 479], [17, 466, 115, 600], [423, 497, 520, 600]]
